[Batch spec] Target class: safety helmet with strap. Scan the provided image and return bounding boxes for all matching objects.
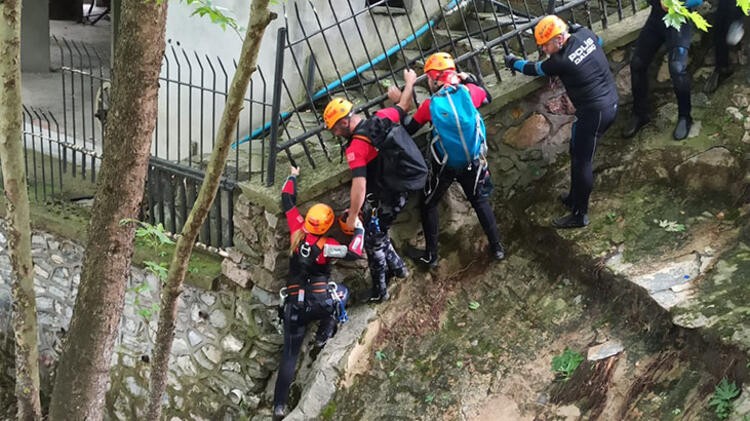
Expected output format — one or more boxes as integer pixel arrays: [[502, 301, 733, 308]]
[[323, 98, 354, 130], [304, 203, 334, 235], [534, 15, 568, 45]]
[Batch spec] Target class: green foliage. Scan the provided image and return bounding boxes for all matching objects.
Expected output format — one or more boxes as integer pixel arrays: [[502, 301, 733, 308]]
[[654, 219, 686, 232], [738, 0, 750, 15], [606, 211, 618, 224], [662, 0, 712, 31], [375, 350, 386, 361], [468, 301, 481, 310], [551, 348, 584, 380], [120, 219, 175, 319], [708, 378, 740, 420], [185, 0, 241, 32], [424, 393, 435, 404]]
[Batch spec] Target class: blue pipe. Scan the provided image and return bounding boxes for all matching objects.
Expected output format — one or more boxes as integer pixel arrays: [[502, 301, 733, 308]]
[[232, 0, 459, 149]]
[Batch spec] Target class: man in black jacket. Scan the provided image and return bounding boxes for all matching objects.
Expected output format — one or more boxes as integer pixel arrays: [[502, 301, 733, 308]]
[[505, 15, 618, 228]]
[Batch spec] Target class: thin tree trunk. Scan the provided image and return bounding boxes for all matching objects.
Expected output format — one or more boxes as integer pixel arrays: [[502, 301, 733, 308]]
[[145, 1, 275, 418], [0, 1, 42, 419], [48, 1, 168, 419]]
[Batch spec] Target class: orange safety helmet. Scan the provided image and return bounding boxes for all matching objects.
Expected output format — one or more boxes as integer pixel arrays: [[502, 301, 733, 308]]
[[323, 98, 354, 130], [534, 15, 568, 45], [424, 52, 456, 74], [304, 203, 335, 235]]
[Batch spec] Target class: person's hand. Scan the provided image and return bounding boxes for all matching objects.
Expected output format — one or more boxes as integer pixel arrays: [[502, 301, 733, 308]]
[[504, 54, 520, 69], [290, 165, 300, 177], [403, 68, 417, 85], [346, 209, 358, 229], [457, 71, 469, 80], [387, 85, 402, 103]]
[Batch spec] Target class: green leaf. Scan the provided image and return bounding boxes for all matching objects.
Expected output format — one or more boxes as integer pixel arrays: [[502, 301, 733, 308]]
[[456, 361, 464, 368], [551, 348, 584, 380], [709, 378, 740, 420], [468, 301, 480, 310], [737, 0, 750, 15], [688, 11, 712, 31], [375, 350, 386, 361], [424, 394, 435, 404], [662, 12, 687, 30]]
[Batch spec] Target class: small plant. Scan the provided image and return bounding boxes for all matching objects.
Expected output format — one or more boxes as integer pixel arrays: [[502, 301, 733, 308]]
[[374, 350, 386, 361], [424, 393, 435, 404], [468, 301, 480, 310], [120, 219, 175, 320], [654, 219, 686, 233], [708, 378, 740, 420], [605, 212, 617, 224], [551, 348, 584, 381]]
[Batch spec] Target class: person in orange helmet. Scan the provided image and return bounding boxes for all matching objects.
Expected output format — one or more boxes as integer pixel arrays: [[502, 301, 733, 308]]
[[273, 165, 364, 420], [324, 68, 422, 303], [505, 15, 617, 229], [396, 52, 505, 267]]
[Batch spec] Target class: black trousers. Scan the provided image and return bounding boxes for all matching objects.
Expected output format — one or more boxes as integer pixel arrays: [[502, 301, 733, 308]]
[[363, 192, 408, 292], [272, 302, 338, 408], [568, 103, 618, 214], [631, 7, 694, 118], [421, 160, 501, 254], [713, 0, 744, 69]]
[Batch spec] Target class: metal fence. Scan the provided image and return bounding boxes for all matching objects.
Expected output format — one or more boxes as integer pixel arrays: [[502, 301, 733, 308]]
[[262, 0, 638, 185], [14, 0, 639, 248]]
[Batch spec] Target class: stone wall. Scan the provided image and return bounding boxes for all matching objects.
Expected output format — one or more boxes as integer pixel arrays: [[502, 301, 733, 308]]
[[0, 222, 284, 419]]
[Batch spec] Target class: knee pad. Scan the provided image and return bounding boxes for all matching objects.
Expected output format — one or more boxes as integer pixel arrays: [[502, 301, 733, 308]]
[[668, 47, 688, 75]]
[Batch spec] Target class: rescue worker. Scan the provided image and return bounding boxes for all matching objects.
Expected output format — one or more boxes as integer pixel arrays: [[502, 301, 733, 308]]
[[273, 166, 364, 420], [324, 68, 418, 302], [704, 0, 745, 93], [400, 52, 505, 267], [622, 0, 703, 140], [504, 15, 618, 228]]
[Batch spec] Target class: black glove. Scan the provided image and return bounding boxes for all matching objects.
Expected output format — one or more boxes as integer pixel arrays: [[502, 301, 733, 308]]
[[461, 72, 480, 86], [504, 54, 520, 70], [569, 23, 583, 33]]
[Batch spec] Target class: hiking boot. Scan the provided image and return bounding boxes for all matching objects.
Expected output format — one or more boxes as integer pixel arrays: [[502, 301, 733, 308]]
[[673, 116, 692, 141], [272, 405, 286, 421], [368, 287, 390, 303], [552, 212, 589, 229], [622, 115, 650, 138], [406, 246, 439, 268], [559, 192, 573, 210], [490, 242, 506, 261], [389, 265, 410, 279], [704, 67, 731, 94]]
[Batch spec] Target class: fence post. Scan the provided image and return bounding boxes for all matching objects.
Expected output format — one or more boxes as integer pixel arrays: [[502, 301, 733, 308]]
[[266, 26, 287, 187]]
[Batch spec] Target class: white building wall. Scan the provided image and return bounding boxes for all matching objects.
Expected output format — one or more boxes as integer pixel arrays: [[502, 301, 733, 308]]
[[155, 0, 435, 162]]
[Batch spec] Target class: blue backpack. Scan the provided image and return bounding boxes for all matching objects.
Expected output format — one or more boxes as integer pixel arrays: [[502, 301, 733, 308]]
[[429, 84, 486, 169]]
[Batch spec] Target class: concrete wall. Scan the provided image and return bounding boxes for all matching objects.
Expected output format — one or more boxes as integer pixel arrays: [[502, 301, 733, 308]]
[[21, 0, 51, 72]]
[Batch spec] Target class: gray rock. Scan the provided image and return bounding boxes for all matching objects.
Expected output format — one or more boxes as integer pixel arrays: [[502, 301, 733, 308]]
[[673, 147, 740, 193]]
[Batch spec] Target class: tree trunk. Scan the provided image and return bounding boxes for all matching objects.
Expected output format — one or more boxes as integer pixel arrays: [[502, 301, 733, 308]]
[[47, 1, 168, 419], [145, 1, 275, 418], [0, 1, 42, 419]]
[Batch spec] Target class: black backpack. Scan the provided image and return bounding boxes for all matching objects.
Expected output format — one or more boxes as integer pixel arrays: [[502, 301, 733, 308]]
[[354, 120, 428, 193], [289, 237, 338, 318]]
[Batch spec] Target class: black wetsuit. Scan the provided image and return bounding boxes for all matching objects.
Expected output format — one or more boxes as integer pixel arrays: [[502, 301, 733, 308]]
[[512, 27, 618, 214], [631, 0, 702, 119]]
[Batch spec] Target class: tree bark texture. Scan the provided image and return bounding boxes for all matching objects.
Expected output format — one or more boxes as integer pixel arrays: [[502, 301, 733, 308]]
[[0, 0, 42, 419], [145, 1, 275, 419], [47, 1, 168, 420]]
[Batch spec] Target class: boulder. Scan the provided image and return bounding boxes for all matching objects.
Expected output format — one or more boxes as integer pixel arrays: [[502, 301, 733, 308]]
[[674, 147, 740, 193], [545, 94, 576, 115], [503, 113, 551, 150]]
